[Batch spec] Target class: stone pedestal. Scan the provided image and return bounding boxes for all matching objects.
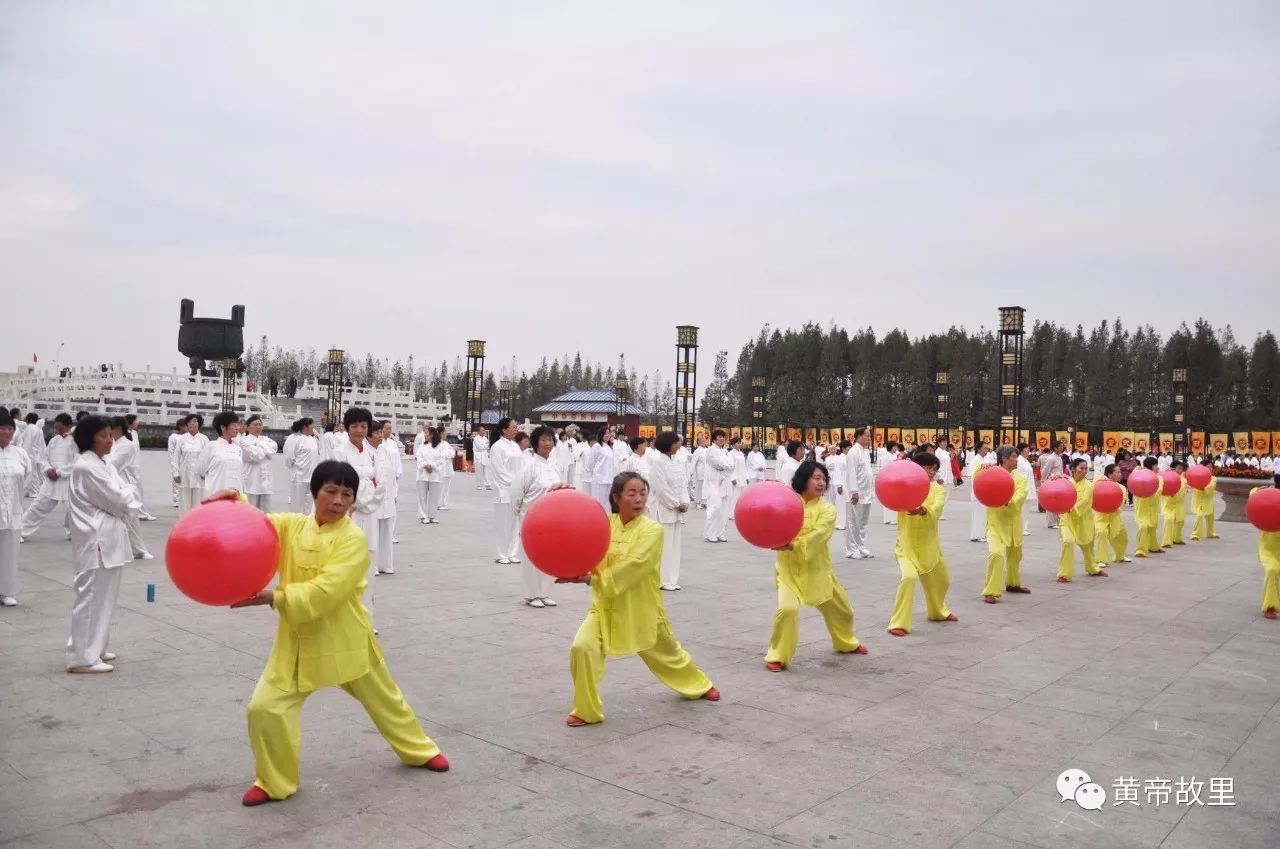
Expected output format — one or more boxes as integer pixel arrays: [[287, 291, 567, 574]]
[[1216, 477, 1269, 522]]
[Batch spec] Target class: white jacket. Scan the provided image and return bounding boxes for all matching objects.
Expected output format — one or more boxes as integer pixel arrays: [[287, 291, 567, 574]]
[[489, 437, 523, 503], [174, 432, 209, 487], [283, 433, 319, 484], [197, 437, 245, 496], [647, 452, 687, 524], [514, 453, 561, 513], [69, 451, 138, 571], [0, 443, 32, 529], [416, 439, 448, 483], [239, 433, 279, 495], [703, 444, 735, 499], [847, 444, 874, 500], [38, 433, 78, 500]]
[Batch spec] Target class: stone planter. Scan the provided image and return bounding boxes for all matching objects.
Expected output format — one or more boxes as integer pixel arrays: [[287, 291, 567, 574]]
[[1215, 477, 1271, 522]]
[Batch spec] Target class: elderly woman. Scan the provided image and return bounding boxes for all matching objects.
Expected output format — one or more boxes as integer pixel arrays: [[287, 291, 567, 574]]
[[0, 411, 32, 606], [107, 417, 153, 560], [174, 414, 209, 515], [765, 460, 866, 670], [67, 415, 141, 673], [239, 414, 279, 512], [512, 426, 562, 607]]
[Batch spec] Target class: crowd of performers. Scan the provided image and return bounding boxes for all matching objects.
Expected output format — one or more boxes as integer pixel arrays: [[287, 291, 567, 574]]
[[1, 405, 1277, 809]]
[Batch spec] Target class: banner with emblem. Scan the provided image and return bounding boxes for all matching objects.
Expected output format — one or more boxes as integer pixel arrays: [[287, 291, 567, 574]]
[[1053, 431, 1069, 450], [1158, 433, 1174, 454], [1134, 433, 1151, 453], [887, 427, 901, 445], [1209, 433, 1229, 455], [1233, 432, 1251, 453], [979, 428, 994, 448], [1272, 433, 1280, 457], [1075, 431, 1088, 453], [1253, 432, 1272, 456], [638, 425, 657, 439], [916, 428, 933, 446], [901, 429, 917, 448], [1190, 431, 1205, 455], [1102, 431, 1121, 454]]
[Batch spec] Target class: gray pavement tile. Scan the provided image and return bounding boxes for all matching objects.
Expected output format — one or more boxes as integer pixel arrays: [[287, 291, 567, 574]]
[[0, 823, 114, 849], [768, 812, 905, 848], [979, 792, 1175, 849]]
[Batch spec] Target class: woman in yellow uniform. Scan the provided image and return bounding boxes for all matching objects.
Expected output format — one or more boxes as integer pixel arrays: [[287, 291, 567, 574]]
[[1256, 485, 1280, 620], [1094, 464, 1132, 566], [1190, 460, 1219, 540], [1160, 460, 1189, 548], [765, 460, 865, 669], [1056, 458, 1106, 582], [561, 471, 719, 725], [1133, 456, 1162, 557], [982, 446, 1031, 603], [887, 452, 956, 636], [207, 460, 449, 807]]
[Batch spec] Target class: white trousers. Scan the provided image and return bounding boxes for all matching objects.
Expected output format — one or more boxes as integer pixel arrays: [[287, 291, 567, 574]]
[[289, 480, 313, 515], [704, 493, 729, 540], [247, 493, 270, 512], [439, 475, 453, 507], [0, 528, 19, 597], [418, 481, 443, 521], [376, 517, 395, 573], [495, 502, 519, 560], [591, 484, 611, 514], [882, 503, 897, 525], [171, 476, 180, 505], [522, 560, 554, 601], [969, 485, 985, 540], [829, 489, 845, 529], [179, 485, 203, 516], [67, 565, 122, 669], [21, 495, 68, 538], [575, 477, 591, 495], [124, 509, 148, 557], [475, 458, 489, 488], [844, 501, 870, 556], [660, 521, 682, 587]]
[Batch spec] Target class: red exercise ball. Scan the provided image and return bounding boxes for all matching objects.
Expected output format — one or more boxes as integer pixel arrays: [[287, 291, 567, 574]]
[[973, 465, 1015, 508], [734, 481, 804, 549], [1160, 470, 1183, 496], [1185, 464, 1212, 490], [1246, 487, 1280, 533], [874, 460, 931, 513], [165, 500, 280, 606], [521, 489, 612, 579], [1127, 468, 1160, 498], [1092, 480, 1125, 514], [1038, 478, 1078, 514]]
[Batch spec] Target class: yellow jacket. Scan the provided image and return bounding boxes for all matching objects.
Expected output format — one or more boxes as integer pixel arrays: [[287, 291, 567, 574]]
[[1134, 493, 1160, 528], [775, 497, 838, 606], [985, 467, 1028, 547], [1061, 477, 1095, 545], [1191, 476, 1216, 516], [895, 481, 946, 574], [1253, 487, 1280, 571], [1161, 475, 1187, 520], [588, 514, 665, 657], [265, 513, 377, 694], [1094, 503, 1124, 536]]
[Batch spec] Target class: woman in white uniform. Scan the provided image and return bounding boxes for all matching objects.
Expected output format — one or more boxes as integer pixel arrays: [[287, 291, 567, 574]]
[[965, 443, 995, 541], [0, 411, 32, 606], [438, 436, 456, 510], [107, 417, 153, 560], [67, 415, 140, 673], [513, 426, 562, 607], [281, 417, 318, 514], [197, 412, 245, 498], [648, 431, 689, 591], [239, 415, 279, 512], [329, 408, 383, 612], [173, 414, 209, 515], [415, 427, 447, 524]]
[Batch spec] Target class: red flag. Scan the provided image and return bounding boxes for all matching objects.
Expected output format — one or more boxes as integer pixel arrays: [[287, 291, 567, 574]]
[[33, 353, 38, 363]]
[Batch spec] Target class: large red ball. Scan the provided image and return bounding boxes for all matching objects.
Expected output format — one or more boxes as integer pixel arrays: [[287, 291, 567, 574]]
[[973, 465, 1015, 508], [1185, 465, 1212, 490], [1246, 487, 1280, 533], [733, 481, 804, 549], [874, 460, 931, 513], [1160, 470, 1183, 496], [1038, 478, 1078, 514], [1127, 468, 1160, 498], [165, 500, 280, 606], [1092, 480, 1125, 514], [521, 489, 611, 579]]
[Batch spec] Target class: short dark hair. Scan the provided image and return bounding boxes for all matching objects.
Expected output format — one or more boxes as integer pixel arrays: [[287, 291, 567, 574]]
[[25, 412, 39, 425], [531, 425, 555, 450], [342, 407, 373, 428], [213, 411, 239, 436], [629, 435, 645, 451], [1069, 457, 1088, 471], [297, 417, 312, 430], [74, 415, 111, 452], [497, 417, 514, 433], [791, 459, 828, 494], [711, 429, 725, 440], [245, 414, 262, 427], [189, 414, 204, 429], [0, 412, 13, 431], [75, 410, 89, 421], [609, 471, 648, 513], [125, 414, 137, 427], [289, 419, 302, 433], [729, 435, 742, 446], [912, 451, 940, 470], [54, 412, 73, 427], [310, 460, 360, 499], [514, 432, 530, 447], [854, 426, 867, 439], [110, 416, 132, 440], [654, 431, 680, 454], [785, 439, 803, 459], [1142, 456, 1158, 470], [839, 439, 852, 449], [1104, 463, 1117, 476], [7, 408, 18, 418], [177, 416, 189, 429], [1170, 459, 1185, 471], [1016, 442, 1028, 452]]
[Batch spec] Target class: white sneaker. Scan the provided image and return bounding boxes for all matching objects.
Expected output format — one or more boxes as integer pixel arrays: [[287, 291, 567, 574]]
[[1022, 531, 1032, 536], [526, 598, 545, 608], [1097, 562, 1108, 568], [1121, 557, 1133, 562], [672, 584, 682, 590], [439, 506, 450, 511], [510, 557, 522, 564], [393, 538, 399, 544], [68, 662, 114, 674], [0, 596, 16, 607], [136, 552, 155, 561], [541, 597, 557, 607], [497, 558, 512, 565], [861, 548, 874, 559], [847, 552, 863, 560], [101, 651, 117, 661], [140, 514, 157, 522], [716, 537, 728, 543], [661, 584, 677, 591]]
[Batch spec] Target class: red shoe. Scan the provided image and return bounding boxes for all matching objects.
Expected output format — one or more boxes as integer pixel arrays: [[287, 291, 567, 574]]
[[1056, 577, 1071, 584], [888, 628, 907, 637], [241, 786, 273, 807], [765, 661, 784, 672], [943, 613, 958, 622], [842, 645, 869, 655], [983, 595, 999, 604], [701, 687, 720, 701], [565, 715, 589, 726], [1006, 586, 1031, 594], [422, 753, 450, 772], [1091, 569, 1109, 578], [1265, 609, 1277, 620]]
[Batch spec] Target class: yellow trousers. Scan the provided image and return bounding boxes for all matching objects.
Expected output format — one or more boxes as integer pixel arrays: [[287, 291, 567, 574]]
[[1191, 514, 1216, 539], [1135, 524, 1159, 556], [247, 652, 440, 800], [888, 559, 951, 633], [569, 612, 712, 724], [1161, 514, 1185, 547], [982, 541, 1023, 597], [1095, 523, 1128, 563], [765, 579, 860, 666], [1262, 564, 1280, 614], [1057, 541, 1100, 580]]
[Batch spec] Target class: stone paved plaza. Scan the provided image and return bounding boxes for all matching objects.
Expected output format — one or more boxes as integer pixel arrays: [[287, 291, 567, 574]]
[[1, 452, 1278, 849]]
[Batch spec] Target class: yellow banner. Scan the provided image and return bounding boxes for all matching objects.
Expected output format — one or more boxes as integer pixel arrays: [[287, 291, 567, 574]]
[[1054, 431, 1070, 450], [901, 429, 917, 447], [1158, 433, 1174, 454], [979, 428, 994, 448], [693, 425, 709, 445], [1017, 429, 1030, 447], [1209, 433, 1229, 455], [742, 428, 754, 446], [1190, 431, 1205, 455], [801, 427, 815, 445], [887, 427, 901, 445], [1253, 432, 1272, 455], [872, 426, 885, 447], [729, 426, 742, 441], [1117, 431, 1135, 453], [787, 427, 803, 443], [1233, 432, 1251, 453], [1134, 433, 1151, 453], [638, 424, 657, 439], [1273, 432, 1280, 456], [916, 428, 933, 447], [1102, 431, 1120, 454], [948, 428, 962, 447], [1075, 431, 1088, 453]]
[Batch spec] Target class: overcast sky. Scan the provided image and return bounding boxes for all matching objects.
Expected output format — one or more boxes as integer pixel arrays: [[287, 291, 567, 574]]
[[3, 1, 1276, 384]]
